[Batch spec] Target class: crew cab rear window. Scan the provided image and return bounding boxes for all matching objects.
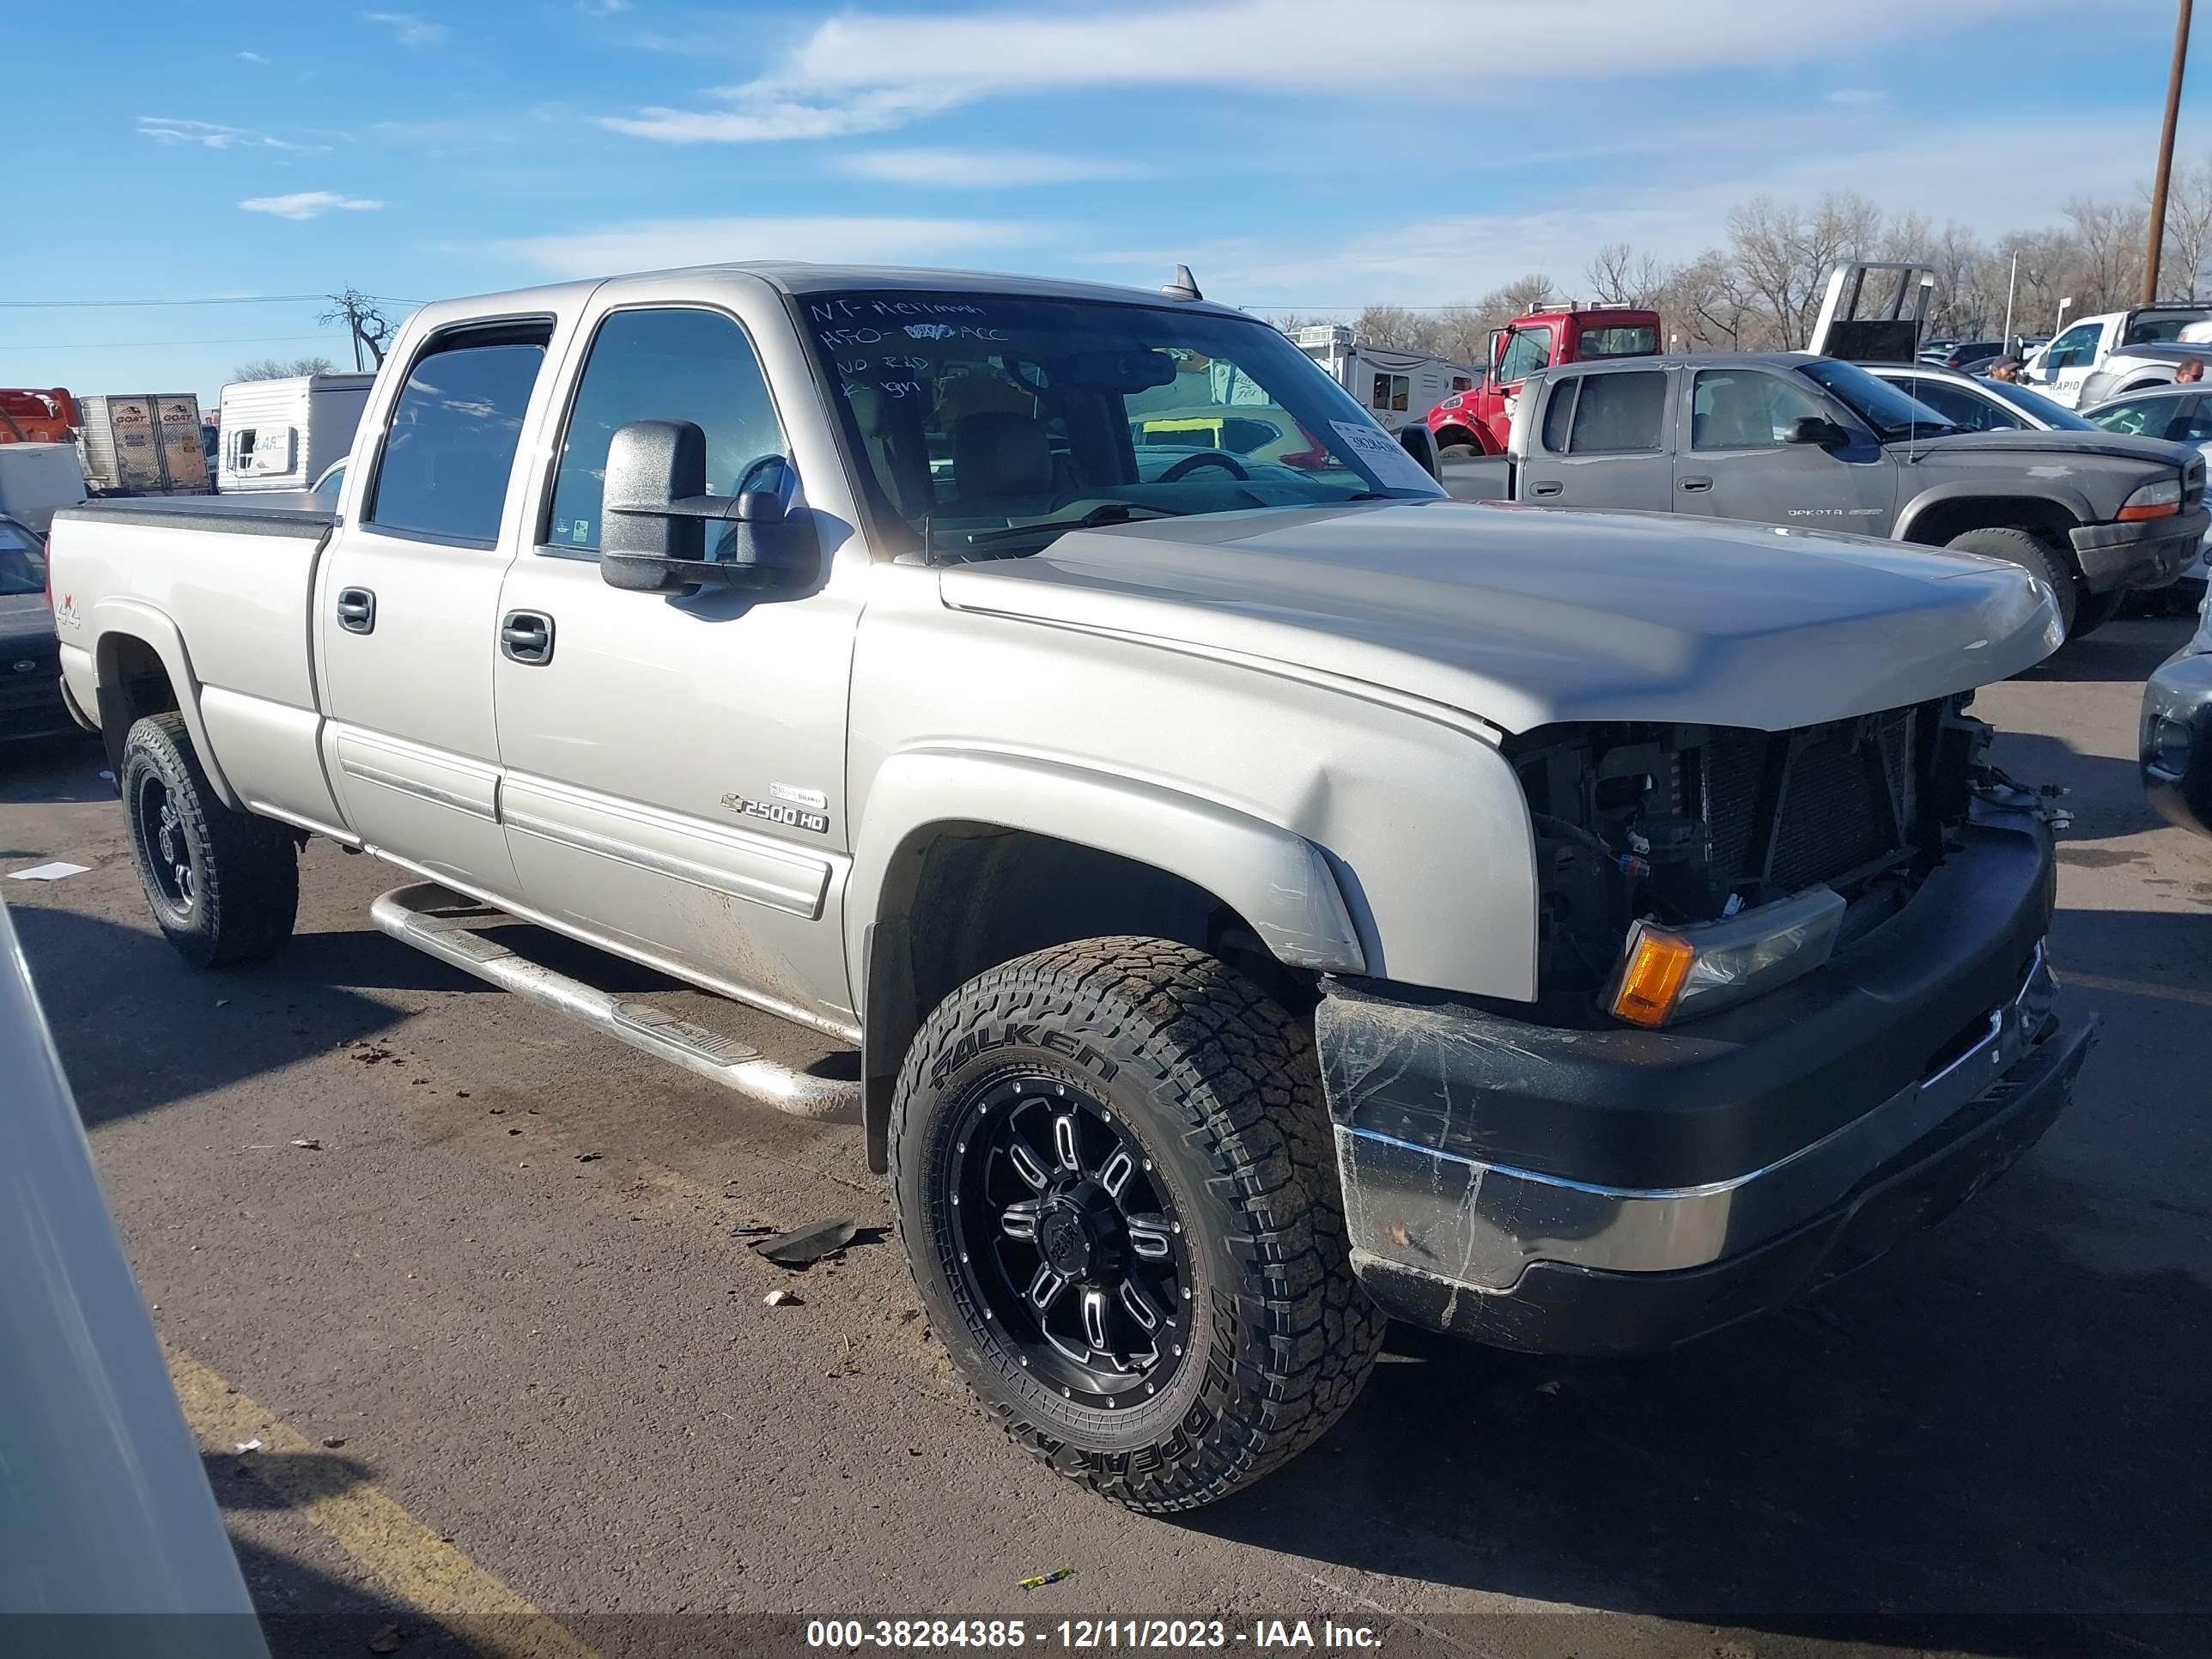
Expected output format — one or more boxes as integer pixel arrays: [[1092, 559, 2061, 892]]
[[367, 325, 550, 545], [1563, 371, 1667, 453], [545, 307, 784, 553]]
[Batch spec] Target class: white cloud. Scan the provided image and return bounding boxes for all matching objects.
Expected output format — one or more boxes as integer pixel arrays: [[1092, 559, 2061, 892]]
[[1085, 108, 2164, 308], [835, 148, 1149, 187], [364, 11, 450, 47], [138, 116, 320, 152], [239, 191, 387, 220], [605, 0, 2069, 142], [236, 50, 270, 65], [493, 215, 1045, 278]]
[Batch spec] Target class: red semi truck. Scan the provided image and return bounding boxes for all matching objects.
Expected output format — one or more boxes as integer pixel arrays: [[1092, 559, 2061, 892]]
[[1425, 305, 1660, 455]]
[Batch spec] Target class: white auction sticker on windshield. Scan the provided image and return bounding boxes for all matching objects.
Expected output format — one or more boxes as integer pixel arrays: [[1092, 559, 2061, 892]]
[[1330, 420, 1442, 494]]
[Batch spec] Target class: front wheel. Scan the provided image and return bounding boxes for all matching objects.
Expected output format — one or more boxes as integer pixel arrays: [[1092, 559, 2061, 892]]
[[122, 712, 298, 966], [890, 937, 1383, 1512], [1944, 526, 2080, 637]]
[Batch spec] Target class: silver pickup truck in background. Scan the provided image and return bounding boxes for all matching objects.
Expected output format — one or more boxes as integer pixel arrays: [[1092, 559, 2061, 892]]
[[1449, 350, 2206, 639], [48, 263, 2096, 1511]]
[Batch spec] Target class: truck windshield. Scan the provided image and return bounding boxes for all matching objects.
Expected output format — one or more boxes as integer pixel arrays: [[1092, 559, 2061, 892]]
[[1796, 358, 1960, 440], [799, 289, 1445, 558], [1578, 325, 1658, 358]]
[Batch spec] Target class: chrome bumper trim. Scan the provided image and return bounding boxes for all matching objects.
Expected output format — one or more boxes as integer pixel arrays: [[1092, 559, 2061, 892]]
[[1336, 945, 2057, 1287]]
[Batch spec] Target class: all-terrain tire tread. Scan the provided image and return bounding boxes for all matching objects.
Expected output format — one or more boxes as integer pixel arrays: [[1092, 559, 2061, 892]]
[[125, 712, 298, 967]]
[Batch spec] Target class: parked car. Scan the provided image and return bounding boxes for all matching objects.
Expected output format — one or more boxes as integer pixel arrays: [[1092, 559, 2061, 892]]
[[1865, 362, 2098, 434], [1924, 339, 2005, 372], [50, 262, 2097, 1512], [2084, 384, 2212, 611], [2142, 599, 2212, 836], [0, 515, 76, 744], [1447, 351, 2205, 637], [2020, 305, 2212, 406], [2072, 343, 2212, 412], [0, 897, 268, 1653]]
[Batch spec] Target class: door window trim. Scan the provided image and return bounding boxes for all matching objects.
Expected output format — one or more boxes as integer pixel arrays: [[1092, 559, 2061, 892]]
[[358, 313, 556, 552], [533, 301, 792, 563]]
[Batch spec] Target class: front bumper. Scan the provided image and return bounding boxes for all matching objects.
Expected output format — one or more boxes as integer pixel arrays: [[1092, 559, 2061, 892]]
[[2073, 506, 2210, 592], [1318, 808, 2098, 1354], [2142, 643, 2212, 838]]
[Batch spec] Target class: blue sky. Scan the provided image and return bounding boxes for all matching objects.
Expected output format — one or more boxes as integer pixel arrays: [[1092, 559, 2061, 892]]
[[4, 0, 2208, 399]]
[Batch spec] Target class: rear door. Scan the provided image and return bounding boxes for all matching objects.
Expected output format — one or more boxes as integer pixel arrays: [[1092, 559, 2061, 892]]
[[316, 319, 558, 900], [1677, 365, 1896, 532], [1514, 365, 1676, 509]]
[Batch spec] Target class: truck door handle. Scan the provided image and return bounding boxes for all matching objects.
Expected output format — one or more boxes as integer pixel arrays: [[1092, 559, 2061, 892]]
[[335, 587, 376, 634], [500, 611, 555, 665], [1529, 480, 1563, 497], [1679, 476, 1714, 493]]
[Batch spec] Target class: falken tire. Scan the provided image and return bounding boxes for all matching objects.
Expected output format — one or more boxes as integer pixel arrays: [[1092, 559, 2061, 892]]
[[122, 712, 299, 967], [889, 936, 1384, 1512], [1943, 526, 2079, 636]]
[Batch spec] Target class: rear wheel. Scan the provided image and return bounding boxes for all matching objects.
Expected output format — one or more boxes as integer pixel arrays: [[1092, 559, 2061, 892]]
[[122, 712, 298, 967], [2070, 586, 2126, 638], [890, 936, 1383, 1512], [1944, 526, 2079, 636]]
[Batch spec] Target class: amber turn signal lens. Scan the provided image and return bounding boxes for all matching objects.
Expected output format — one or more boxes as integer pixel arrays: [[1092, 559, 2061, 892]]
[[1610, 926, 1697, 1028]]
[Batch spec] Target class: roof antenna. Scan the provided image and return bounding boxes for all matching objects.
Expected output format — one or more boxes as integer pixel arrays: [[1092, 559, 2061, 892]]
[[1163, 264, 1202, 301]]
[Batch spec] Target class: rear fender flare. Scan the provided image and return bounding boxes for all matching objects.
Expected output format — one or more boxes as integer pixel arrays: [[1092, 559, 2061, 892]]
[[88, 600, 241, 809]]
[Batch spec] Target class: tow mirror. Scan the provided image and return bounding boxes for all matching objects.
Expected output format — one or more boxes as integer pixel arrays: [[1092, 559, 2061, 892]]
[[1785, 416, 1850, 448], [1397, 422, 1443, 482], [600, 421, 814, 593]]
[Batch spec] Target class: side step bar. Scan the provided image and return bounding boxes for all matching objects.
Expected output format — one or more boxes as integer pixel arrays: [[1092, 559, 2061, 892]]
[[369, 882, 861, 1123]]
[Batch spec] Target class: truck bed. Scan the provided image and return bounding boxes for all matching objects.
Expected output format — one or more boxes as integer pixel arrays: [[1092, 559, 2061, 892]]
[[50, 495, 343, 834]]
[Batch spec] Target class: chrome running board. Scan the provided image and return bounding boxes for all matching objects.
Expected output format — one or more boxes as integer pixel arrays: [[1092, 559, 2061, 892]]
[[369, 881, 860, 1122]]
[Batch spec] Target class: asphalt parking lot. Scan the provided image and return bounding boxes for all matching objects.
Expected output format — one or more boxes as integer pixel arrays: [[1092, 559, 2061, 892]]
[[4, 614, 2209, 1659]]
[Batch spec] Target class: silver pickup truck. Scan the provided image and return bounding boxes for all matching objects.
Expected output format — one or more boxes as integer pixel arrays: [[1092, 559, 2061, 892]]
[[1450, 350, 2207, 639], [48, 264, 2096, 1512]]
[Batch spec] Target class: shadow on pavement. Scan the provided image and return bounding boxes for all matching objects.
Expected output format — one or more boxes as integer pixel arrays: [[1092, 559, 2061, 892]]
[[1987, 730, 2170, 842], [1198, 1158, 2211, 1656], [0, 731, 109, 802], [11, 907, 416, 1128]]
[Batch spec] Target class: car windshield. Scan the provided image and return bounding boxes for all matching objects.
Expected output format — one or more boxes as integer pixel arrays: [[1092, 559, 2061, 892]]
[[1796, 357, 1959, 438], [800, 289, 1444, 558], [1984, 381, 2097, 430], [0, 522, 46, 595]]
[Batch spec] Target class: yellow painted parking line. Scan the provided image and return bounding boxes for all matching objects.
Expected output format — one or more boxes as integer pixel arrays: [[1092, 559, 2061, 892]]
[[2064, 970, 2212, 1010], [165, 1343, 602, 1659]]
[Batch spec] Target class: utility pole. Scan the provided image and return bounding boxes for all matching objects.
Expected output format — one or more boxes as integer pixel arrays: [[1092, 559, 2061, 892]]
[[2002, 252, 2019, 349], [2146, 0, 2195, 303]]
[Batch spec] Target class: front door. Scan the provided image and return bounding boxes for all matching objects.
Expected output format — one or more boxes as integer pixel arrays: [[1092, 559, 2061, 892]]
[[491, 296, 864, 1029], [1515, 366, 1675, 510], [2028, 320, 2104, 408], [1677, 365, 1896, 535], [318, 323, 555, 900]]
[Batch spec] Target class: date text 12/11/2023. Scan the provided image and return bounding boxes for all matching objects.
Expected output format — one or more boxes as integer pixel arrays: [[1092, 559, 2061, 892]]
[[803, 1620, 1382, 1650]]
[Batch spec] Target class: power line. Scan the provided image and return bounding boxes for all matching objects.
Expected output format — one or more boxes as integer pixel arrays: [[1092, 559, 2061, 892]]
[[0, 294, 421, 309], [0, 333, 343, 351]]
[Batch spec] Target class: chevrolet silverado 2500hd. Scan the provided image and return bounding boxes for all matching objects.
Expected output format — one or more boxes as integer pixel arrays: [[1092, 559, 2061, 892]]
[[48, 264, 2096, 1512], [1449, 350, 2207, 640]]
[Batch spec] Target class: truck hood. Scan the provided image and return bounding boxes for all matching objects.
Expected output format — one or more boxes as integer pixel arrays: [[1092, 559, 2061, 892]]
[[938, 499, 2061, 734], [1897, 428, 2196, 468]]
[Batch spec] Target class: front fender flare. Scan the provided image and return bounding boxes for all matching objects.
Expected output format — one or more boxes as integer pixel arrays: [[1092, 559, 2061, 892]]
[[1894, 481, 2094, 546], [846, 749, 1368, 986], [88, 600, 242, 809]]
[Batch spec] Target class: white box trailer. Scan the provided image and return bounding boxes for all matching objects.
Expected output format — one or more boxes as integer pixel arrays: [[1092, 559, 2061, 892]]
[[217, 373, 374, 493], [76, 394, 210, 495], [0, 443, 88, 534], [1296, 325, 1477, 433]]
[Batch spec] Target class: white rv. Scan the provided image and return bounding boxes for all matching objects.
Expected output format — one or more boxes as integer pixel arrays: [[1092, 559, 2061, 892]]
[[1295, 325, 1477, 433], [216, 373, 374, 494]]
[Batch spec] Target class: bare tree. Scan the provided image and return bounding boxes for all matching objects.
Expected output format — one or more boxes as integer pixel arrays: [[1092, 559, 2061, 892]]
[[2063, 197, 2149, 311], [2158, 155, 2212, 301], [1584, 242, 1666, 309], [320, 288, 397, 369], [232, 355, 338, 381], [1352, 304, 1443, 353]]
